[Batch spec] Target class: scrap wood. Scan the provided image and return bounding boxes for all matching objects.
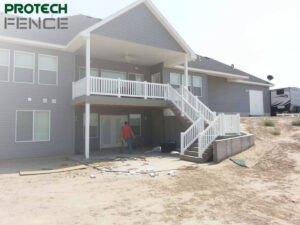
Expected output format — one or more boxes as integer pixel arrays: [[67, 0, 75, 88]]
[[19, 165, 87, 176]]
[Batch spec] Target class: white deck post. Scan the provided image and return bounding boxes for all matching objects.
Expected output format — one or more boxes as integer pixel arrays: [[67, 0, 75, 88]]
[[184, 54, 188, 88], [85, 35, 91, 160], [144, 81, 148, 99]]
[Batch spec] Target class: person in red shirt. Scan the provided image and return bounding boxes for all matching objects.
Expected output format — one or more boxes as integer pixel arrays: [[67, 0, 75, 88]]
[[121, 122, 135, 154]]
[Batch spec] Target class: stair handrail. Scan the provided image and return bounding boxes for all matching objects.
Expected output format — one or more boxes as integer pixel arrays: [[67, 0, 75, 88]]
[[197, 114, 224, 158], [168, 85, 200, 122], [181, 86, 216, 123], [180, 116, 204, 155]]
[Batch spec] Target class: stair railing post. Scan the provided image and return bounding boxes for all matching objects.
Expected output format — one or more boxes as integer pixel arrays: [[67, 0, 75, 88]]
[[180, 132, 184, 155], [144, 81, 147, 99], [181, 85, 184, 117]]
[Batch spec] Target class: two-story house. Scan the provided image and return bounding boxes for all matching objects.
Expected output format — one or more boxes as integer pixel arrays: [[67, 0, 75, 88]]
[[0, 0, 272, 160]]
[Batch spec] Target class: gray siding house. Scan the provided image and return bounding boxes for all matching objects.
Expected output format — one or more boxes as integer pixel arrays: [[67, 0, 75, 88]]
[[0, 0, 272, 160]]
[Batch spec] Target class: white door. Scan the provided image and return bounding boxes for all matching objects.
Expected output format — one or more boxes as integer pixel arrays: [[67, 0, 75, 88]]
[[100, 115, 128, 148], [249, 90, 264, 116]]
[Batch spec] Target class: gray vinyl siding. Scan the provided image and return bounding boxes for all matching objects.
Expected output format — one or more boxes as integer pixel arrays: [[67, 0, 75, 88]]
[[207, 76, 271, 116], [0, 42, 75, 159], [92, 4, 185, 53], [75, 107, 164, 153]]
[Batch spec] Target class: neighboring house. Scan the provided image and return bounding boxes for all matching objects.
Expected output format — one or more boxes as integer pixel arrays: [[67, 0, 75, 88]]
[[0, 0, 272, 160]]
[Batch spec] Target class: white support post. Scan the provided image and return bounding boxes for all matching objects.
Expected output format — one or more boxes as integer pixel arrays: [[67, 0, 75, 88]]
[[181, 85, 184, 117], [144, 81, 147, 99], [117, 78, 121, 98], [85, 103, 90, 160], [184, 54, 188, 88], [85, 35, 91, 160], [180, 132, 184, 155], [85, 35, 91, 96]]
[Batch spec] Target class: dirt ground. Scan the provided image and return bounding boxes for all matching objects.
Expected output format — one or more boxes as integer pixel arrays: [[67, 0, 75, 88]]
[[0, 117, 300, 225]]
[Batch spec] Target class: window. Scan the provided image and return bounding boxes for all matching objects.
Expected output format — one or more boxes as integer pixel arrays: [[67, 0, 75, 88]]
[[38, 54, 58, 85], [101, 70, 126, 80], [276, 89, 284, 95], [129, 114, 141, 136], [170, 73, 181, 86], [83, 113, 98, 138], [14, 51, 35, 83], [16, 110, 50, 142], [192, 76, 202, 97], [128, 73, 144, 81], [0, 49, 9, 82], [79, 67, 100, 79], [181, 74, 192, 86]]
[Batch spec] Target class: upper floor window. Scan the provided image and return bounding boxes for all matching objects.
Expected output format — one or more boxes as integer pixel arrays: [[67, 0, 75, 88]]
[[14, 51, 35, 84], [79, 67, 100, 79], [101, 70, 126, 80], [192, 76, 202, 97], [181, 74, 192, 87], [38, 54, 58, 85], [0, 49, 10, 82], [170, 73, 181, 86]]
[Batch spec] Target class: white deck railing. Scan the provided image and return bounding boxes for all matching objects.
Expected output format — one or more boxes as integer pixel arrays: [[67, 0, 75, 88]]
[[180, 117, 204, 155], [181, 86, 216, 123], [88, 77, 168, 99], [72, 77, 87, 99]]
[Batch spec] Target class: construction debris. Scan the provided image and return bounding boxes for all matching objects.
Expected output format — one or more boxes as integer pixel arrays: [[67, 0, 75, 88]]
[[90, 174, 96, 178], [19, 165, 87, 176], [168, 170, 177, 177]]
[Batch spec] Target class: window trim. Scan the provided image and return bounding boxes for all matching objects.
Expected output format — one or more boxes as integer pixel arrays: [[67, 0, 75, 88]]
[[15, 110, 51, 143], [13, 50, 35, 84], [38, 54, 58, 86], [192, 75, 203, 97], [101, 69, 127, 80], [0, 48, 10, 82]]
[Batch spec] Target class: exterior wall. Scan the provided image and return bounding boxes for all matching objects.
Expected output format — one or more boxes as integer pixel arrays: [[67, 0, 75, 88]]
[[75, 107, 164, 153], [163, 68, 209, 105], [207, 76, 271, 116], [0, 42, 75, 159], [92, 4, 185, 53]]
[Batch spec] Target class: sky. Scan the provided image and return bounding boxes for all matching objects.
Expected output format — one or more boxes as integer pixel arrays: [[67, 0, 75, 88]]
[[1, 0, 300, 89]]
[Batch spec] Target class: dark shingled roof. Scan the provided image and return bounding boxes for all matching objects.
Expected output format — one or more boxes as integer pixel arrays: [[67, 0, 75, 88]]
[[189, 55, 270, 85]]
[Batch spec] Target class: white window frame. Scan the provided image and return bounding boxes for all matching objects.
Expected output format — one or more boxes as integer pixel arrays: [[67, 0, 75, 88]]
[[192, 75, 203, 97], [0, 48, 10, 82], [170, 72, 181, 86], [79, 66, 100, 79], [38, 54, 58, 86], [101, 69, 127, 80], [15, 110, 51, 143], [13, 50, 35, 84]]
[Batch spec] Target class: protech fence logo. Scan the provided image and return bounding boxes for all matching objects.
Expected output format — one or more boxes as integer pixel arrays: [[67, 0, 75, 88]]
[[3, 3, 69, 29]]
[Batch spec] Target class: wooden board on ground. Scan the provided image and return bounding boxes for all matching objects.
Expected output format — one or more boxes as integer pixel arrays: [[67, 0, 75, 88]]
[[19, 165, 87, 176]]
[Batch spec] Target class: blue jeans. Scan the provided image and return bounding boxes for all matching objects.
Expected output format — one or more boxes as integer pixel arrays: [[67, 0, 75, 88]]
[[122, 138, 132, 154]]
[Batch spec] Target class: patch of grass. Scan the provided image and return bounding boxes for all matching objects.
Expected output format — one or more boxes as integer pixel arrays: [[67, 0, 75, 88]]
[[292, 120, 300, 126], [264, 120, 275, 127], [270, 130, 281, 136]]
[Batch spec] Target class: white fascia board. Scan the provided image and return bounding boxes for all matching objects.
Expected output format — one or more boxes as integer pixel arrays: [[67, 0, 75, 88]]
[[0, 35, 66, 51], [173, 65, 249, 80], [227, 79, 274, 87]]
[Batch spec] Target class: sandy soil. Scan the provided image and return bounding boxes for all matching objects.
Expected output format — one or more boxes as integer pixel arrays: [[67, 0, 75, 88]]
[[0, 117, 300, 225]]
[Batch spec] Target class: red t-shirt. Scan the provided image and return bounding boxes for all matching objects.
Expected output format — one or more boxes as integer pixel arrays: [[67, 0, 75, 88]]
[[122, 125, 132, 139]]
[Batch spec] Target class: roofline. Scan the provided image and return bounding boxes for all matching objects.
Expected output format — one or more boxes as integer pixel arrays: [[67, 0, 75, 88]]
[[173, 65, 249, 80], [0, 35, 67, 50], [228, 79, 273, 87], [78, 0, 196, 60]]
